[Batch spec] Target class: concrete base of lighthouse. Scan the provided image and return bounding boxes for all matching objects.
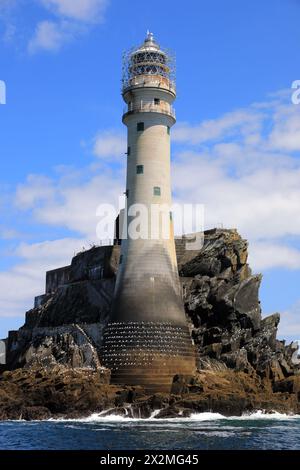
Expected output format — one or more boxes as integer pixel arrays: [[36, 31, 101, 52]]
[[101, 321, 196, 393]]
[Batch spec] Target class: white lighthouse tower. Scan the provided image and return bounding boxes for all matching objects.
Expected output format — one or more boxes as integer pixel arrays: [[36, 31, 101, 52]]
[[102, 33, 196, 392]]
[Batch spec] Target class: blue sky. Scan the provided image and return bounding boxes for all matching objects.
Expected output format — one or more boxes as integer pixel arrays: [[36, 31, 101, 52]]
[[0, 0, 300, 341]]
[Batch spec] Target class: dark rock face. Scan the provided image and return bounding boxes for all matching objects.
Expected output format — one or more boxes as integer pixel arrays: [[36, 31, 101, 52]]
[[5, 247, 118, 371], [27, 279, 115, 328], [181, 229, 300, 385], [0, 367, 111, 420], [1, 228, 300, 419], [69, 245, 120, 283], [6, 323, 107, 371]]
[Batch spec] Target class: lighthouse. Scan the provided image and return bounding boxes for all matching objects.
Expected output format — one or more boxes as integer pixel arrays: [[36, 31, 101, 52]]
[[102, 32, 196, 392]]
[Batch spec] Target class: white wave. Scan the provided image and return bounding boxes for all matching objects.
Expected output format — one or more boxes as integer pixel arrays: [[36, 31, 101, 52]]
[[226, 410, 300, 421], [48, 413, 132, 423], [43, 409, 300, 423], [80, 410, 300, 423], [189, 412, 226, 421], [190, 410, 299, 421], [149, 409, 161, 419]]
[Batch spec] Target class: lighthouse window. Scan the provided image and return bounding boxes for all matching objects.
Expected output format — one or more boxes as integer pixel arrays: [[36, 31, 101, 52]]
[[154, 98, 160, 105], [137, 122, 144, 131], [167, 126, 170, 135], [127, 146, 131, 156], [153, 186, 161, 196], [136, 165, 144, 174]]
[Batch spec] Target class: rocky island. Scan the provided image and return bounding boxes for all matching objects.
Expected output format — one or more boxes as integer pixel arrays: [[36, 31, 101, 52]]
[[0, 228, 299, 420]]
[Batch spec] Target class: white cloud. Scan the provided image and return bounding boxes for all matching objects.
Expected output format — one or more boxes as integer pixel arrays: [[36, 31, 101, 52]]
[[268, 104, 300, 152], [15, 166, 125, 239], [0, 166, 123, 320], [2, 22, 16, 42], [28, 20, 73, 53], [39, 0, 108, 23], [15, 174, 55, 209], [93, 130, 126, 159], [248, 242, 300, 271], [0, 165, 123, 320], [0, 227, 22, 240], [0, 0, 110, 52], [173, 147, 300, 248], [173, 109, 265, 145], [278, 300, 300, 338], [0, 237, 86, 318], [15, 237, 85, 264], [0, 0, 18, 43], [0, 138, 124, 320], [171, 92, 300, 271]]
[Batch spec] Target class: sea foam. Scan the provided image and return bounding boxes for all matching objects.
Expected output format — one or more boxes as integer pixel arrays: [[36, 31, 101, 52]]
[[52, 409, 299, 423]]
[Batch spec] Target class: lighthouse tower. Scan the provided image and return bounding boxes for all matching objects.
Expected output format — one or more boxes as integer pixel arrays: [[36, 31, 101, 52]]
[[102, 33, 196, 392]]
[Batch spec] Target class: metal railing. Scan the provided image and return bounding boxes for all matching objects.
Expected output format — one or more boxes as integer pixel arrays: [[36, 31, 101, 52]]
[[123, 102, 176, 119], [122, 76, 176, 95]]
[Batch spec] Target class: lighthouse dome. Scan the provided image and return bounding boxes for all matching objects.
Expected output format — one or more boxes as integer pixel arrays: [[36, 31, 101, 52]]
[[122, 32, 175, 92]]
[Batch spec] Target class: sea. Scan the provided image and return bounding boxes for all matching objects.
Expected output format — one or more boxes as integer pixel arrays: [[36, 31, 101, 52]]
[[0, 411, 300, 450]]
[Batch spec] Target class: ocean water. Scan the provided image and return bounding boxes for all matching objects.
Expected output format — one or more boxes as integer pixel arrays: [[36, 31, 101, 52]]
[[0, 411, 300, 450]]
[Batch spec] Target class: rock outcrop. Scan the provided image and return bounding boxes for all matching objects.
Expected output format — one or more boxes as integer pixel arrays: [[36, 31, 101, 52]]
[[0, 367, 111, 420], [0, 366, 298, 421], [1, 228, 299, 419], [181, 230, 300, 383]]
